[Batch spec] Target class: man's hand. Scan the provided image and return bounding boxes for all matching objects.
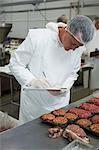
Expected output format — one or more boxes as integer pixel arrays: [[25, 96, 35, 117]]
[[48, 89, 66, 96], [30, 78, 50, 88]]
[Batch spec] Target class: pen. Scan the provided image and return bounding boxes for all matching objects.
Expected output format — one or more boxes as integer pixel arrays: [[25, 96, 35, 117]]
[[43, 72, 46, 78]]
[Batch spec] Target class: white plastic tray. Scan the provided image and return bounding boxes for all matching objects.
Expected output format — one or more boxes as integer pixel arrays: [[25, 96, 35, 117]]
[[62, 139, 93, 150], [92, 90, 99, 98]]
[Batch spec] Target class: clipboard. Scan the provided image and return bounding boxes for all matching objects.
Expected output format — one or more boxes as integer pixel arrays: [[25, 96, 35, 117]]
[[23, 85, 67, 92]]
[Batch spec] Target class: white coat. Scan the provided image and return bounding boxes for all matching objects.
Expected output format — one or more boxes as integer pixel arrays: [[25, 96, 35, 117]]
[[10, 23, 84, 124], [91, 30, 99, 90], [86, 30, 99, 90]]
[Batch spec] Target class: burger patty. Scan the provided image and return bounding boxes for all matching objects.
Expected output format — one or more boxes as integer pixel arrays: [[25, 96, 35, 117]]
[[52, 109, 66, 116], [91, 115, 99, 124], [76, 119, 92, 128], [88, 98, 99, 106], [64, 113, 78, 120], [41, 113, 55, 121], [80, 103, 99, 113], [52, 117, 68, 125], [69, 108, 91, 119], [90, 124, 99, 133]]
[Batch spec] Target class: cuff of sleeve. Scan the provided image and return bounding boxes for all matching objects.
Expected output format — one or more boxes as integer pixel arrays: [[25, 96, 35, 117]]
[[24, 75, 36, 86]]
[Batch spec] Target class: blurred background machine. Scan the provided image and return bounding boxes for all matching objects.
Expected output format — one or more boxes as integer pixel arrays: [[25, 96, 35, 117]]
[[0, 23, 20, 119], [0, 23, 12, 66]]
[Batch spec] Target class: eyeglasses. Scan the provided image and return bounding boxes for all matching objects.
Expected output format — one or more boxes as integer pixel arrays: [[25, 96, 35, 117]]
[[64, 27, 84, 47]]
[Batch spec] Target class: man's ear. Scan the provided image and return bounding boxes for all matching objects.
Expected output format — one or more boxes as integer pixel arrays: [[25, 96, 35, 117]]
[[58, 27, 64, 41], [58, 27, 67, 44], [58, 27, 66, 34]]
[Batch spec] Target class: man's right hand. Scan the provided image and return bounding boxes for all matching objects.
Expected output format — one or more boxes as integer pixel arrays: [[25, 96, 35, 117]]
[[48, 89, 66, 96], [30, 78, 50, 88]]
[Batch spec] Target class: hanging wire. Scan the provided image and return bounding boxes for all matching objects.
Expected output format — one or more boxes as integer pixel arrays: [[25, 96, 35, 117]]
[[10, 0, 13, 24], [78, 0, 84, 14], [69, 2, 72, 19], [43, 0, 47, 25], [34, 0, 48, 26], [80, 0, 84, 8], [26, 11, 29, 34]]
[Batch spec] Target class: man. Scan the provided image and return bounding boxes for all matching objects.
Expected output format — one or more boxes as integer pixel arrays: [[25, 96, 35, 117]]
[[57, 14, 68, 24], [87, 17, 99, 90], [9, 15, 95, 124]]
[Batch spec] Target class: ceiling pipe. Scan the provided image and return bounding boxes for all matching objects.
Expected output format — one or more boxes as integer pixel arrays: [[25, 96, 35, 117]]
[[0, 0, 61, 7], [34, 3, 99, 11], [0, 3, 99, 14], [0, 10, 33, 14]]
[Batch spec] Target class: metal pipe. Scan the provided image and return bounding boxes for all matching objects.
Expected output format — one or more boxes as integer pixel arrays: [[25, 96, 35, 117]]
[[34, 3, 99, 11], [0, 0, 61, 7], [0, 3, 99, 13], [0, 10, 33, 14]]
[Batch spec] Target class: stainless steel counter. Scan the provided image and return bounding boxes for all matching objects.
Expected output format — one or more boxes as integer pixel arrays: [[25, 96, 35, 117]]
[[0, 95, 99, 150]]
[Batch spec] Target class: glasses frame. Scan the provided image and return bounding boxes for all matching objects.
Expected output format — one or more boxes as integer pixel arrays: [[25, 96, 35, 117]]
[[64, 27, 84, 47]]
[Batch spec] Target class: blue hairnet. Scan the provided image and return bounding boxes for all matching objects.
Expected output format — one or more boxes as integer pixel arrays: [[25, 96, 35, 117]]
[[68, 15, 95, 44]]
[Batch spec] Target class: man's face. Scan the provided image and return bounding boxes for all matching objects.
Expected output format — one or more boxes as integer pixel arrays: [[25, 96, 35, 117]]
[[59, 28, 83, 51]]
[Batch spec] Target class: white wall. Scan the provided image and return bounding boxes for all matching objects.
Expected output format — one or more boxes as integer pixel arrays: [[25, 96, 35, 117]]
[[0, 0, 99, 38]]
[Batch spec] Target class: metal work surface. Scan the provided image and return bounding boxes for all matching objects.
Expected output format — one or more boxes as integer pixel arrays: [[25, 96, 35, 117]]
[[0, 95, 99, 150]]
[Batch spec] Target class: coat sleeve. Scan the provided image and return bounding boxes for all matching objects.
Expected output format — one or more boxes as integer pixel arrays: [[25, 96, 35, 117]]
[[9, 31, 36, 86], [62, 48, 84, 91]]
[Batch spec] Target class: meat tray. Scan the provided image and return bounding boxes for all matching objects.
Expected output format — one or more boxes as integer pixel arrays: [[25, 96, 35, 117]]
[[62, 139, 93, 150], [41, 116, 77, 128], [41, 119, 69, 128], [41, 109, 78, 128]]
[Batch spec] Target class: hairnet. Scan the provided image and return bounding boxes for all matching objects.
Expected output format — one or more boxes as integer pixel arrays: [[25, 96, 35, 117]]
[[68, 15, 95, 44]]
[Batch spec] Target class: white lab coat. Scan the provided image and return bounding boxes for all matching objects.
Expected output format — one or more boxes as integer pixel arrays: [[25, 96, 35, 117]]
[[10, 23, 84, 124], [90, 30, 99, 89]]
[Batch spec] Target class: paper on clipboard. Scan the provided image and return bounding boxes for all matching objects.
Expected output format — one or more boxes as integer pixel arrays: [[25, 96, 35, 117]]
[[23, 85, 67, 92]]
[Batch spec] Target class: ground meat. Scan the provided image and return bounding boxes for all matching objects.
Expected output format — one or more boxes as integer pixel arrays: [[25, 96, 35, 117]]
[[41, 113, 55, 121], [69, 108, 91, 119], [0, 127, 10, 133], [76, 119, 92, 128], [48, 127, 63, 138], [52, 109, 66, 116], [64, 113, 78, 120], [66, 124, 87, 138], [80, 103, 99, 113], [90, 124, 99, 133], [88, 98, 99, 106], [52, 117, 68, 125], [62, 124, 89, 143], [91, 115, 99, 124]]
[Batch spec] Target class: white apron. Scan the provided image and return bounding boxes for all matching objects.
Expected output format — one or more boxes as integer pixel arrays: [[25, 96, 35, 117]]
[[10, 24, 83, 124]]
